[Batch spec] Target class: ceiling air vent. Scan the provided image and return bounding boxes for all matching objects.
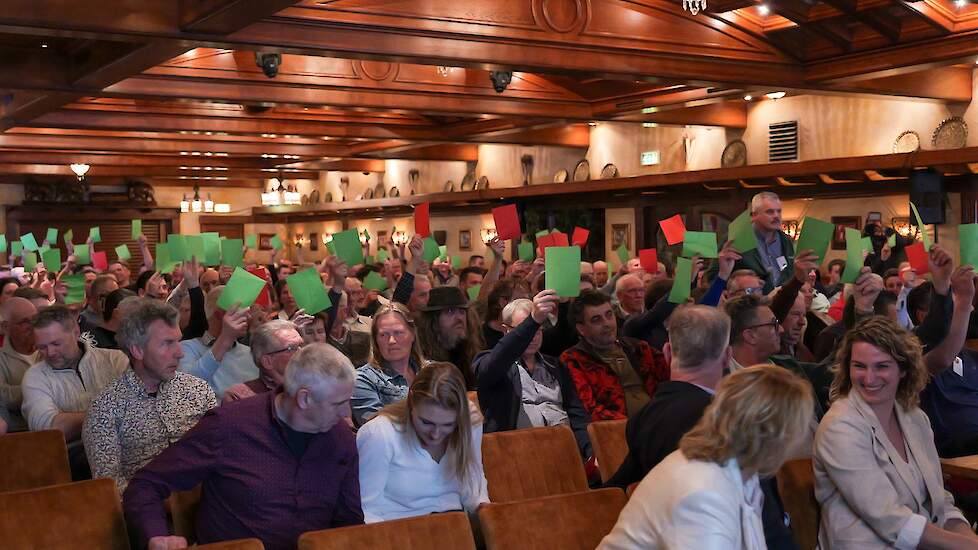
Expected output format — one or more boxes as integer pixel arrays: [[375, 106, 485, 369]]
[[769, 121, 798, 162]]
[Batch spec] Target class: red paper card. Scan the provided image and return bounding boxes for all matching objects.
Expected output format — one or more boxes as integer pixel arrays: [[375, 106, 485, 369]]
[[639, 248, 659, 274], [537, 233, 556, 251], [552, 232, 569, 247], [92, 250, 108, 272], [904, 242, 930, 275], [247, 267, 273, 307], [415, 203, 431, 238], [491, 204, 521, 241], [572, 227, 589, 247], [659, 214, 687, 245]]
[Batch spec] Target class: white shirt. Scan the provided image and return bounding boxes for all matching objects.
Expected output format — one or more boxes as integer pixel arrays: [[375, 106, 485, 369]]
[[356, 414, 489, 523]]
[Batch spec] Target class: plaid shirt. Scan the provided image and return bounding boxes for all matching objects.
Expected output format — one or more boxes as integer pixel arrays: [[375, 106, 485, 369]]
[[559, 337, 669, 420]]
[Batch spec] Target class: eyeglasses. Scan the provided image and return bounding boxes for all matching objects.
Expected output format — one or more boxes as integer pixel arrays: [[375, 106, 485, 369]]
[[746, 319, 780, 330], [266, 343, 304, 356], [744, 287, 764, 295]]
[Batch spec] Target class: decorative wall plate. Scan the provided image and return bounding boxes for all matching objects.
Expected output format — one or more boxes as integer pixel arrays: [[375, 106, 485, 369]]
[[324, 192, 333, 202], [554, 169, 568, 183], [476, 176, 489, 190], [932, 117, 967, 149], [600, 163, 619, 179], [300, 194, 309, 205], [721, 140, 748, 167], [460, 170, 477, 189], [389, 186, 399, 197], [374, 183, 386, 198], [443, 180, 455, 192], [309, 189, 320, 204], [892, 130, 920, 154], [363, 188, 374, 200], [572, 159, 590, 182]]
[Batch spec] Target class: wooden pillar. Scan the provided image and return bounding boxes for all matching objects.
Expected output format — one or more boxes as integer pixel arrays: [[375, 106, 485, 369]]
[[961, 175, 978, 224]]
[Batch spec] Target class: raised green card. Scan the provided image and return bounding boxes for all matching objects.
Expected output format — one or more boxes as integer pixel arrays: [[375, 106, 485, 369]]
[[23, 251, 37, 271], [270, 234, 283, 251], [41, 248, 61, 271], [218, 267, 269, 310], [668, 257, 693, 304], [11, 241, 22, 257], [19, 233, 38, 252], [467, 283, 482, 301], [155, 243, 178, 273], [438, 245, 448, 261], [615, 244, 629, 265], [186, 235, 206, 263], [422, 236, 440, 263], [544, 246, 582, 298], [518, 241, 535, 262], [45, 228, 58, 244], [728, 209, 757, 253], [74, 244, 91, 266], [221, 238, 244, 268], [63, 274, 87, 305], [841, 228, 865, 284], [89, 226, 101, 243], [910, 201, 932, 250], [246, 234, 258, 249], [131, 219, 142, 240], [115, 244, 132, 262], [332, 228, 365, 266], [961, 224, 978, 268], [451, 255, 462, 269], [167, 234, 189, 262], [0, 235, 6, 254], [377, 249, 389, 263], [795, 217, 834, 263], [681, 231, 718, 259], [887, 233, 897, 248], [201, 232, 222, 266], [363, 271, 388, 291], [285, 268, 332, 315], [63, 229, 73, 244]]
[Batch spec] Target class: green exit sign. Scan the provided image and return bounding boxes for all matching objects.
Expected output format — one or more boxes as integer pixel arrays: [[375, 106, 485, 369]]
[[641, 150, 660, 166]]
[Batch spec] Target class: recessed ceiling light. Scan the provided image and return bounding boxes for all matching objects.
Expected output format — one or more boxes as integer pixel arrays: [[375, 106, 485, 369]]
[[744, 95, 753, 101], [588, 121, 598, 127], [955, 0, 967, 8], [40, 43, 49, 48], [765, 91, 786, 100], [758, 4, 770, 15]]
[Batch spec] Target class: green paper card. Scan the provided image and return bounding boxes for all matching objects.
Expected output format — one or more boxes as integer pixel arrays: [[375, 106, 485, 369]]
[[74, 244, 91, 265], [438, 245, 448, 261], [45, 228, 58, 244], [467, 283, 482, 301], [859, 236, 872, 254], [115, 244, 132, 262], [615, 245, 629, 266], [451, 255, 462, 269], [887, 233, 897, 248], [362, 229, 370, 242], [39, 244, 50, 254], [11, 241, 22, 257], [962, 224, 978, 268], [841, 228, 864, 284], [326, 241, 336, 256], [23, 251, 37, 271], [285, 268, 332, 315], [20, 233, 38, 252], [545, 246, 582, 298], [155, 243, 178, 273], [332, 228, 365, 266], [363, 271, 389, 291], [131, 219, 142, 240], [246, 234, 258, 249], [681, 231, 719, 259], [221, 238, 244, 268], [365, 254, 374, 265], [795, 217, 834, 263], [668, 257, 693, 304], [41, 248, 61, 270], [89, 226, 101, 243], [0, 235, 6, 254], [422, 236, 440, 263], [728, 209, 757, 253], [186, 235, 206, 263], [518, 241, 535, 262], [63, 274, 87, 305], [219, 267, 269, 310], [63, 229, 73, 244], [535, 229, 550, 239], [377, 249, 389, 263], [167, 234, 189, 262], [910, 202, 932, 250], [270, 234, 283, 251], [201, 232, 222, 266]]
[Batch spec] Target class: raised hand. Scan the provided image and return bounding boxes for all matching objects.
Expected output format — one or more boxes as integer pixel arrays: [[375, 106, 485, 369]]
[[530, 289, 559, 324], [717, 241, 742, 281]]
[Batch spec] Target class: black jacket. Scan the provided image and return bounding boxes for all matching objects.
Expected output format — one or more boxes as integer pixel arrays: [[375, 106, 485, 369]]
[[472, 315, 592, 458]]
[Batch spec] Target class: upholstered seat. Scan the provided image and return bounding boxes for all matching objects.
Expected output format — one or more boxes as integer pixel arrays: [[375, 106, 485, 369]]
[[0, 478, 129, 549], [0, 429, 71, 492], [481, 425, 589, 503], [196, 539, 265, 549], [298, 511, 476, 550], [777, 458, 819, 550], [587, 419, 628, 483], [479, 488, 627, 550]]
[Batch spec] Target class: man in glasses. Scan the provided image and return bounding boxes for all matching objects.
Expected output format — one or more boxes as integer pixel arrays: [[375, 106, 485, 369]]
[[223, 319, 304, 403]]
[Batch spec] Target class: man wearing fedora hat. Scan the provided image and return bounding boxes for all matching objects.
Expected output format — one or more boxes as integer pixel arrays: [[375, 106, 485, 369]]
[[415, 286, 483, 390]]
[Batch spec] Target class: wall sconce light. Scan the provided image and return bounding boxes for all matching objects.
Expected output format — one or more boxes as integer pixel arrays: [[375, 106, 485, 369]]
[[481, 227, 498, 245], [214, 203, 231, 213], [204, 193, 214, 213], [891, 217, 918, 239], [294, 234, 304, 249], [322, 233, 333, 245], [391, 231, 409, 246], [180, 194, 190, 213], [283, 184, 301, 206], [69, 163, 90, 181], [359, 230, 370, 246], [191, 185, 202, 213], [781, 220, 799, 240]]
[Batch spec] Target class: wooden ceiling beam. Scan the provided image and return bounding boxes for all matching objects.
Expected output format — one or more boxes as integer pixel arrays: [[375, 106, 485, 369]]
[[358, 143, 480, 162], [286, 159, 386, 172], [0, 163, 318, 179], [832, 65, 972, 102], [0, 133, 349, 156], [806, 31, 978, 82], [0, 151, 266, 168]]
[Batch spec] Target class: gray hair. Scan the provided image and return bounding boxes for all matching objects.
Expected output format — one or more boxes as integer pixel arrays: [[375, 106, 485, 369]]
[[666, 305, 731, 370], [251, 319, 299, 366], [204, 285, 226, 318], [750, 191, 780, 213], [116, 298, 179, 363], [283, 343, 355, 399], [615, 273, 643, 293], [501, 298, 533, 326]]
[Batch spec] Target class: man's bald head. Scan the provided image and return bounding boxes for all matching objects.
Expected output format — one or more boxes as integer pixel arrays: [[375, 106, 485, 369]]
[[1, 297, 38, 352]]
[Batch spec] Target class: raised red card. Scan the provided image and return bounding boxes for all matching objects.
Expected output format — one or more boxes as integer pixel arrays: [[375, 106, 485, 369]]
[[92, 250, 108, 272], [552, 232, 569, 247], [572, 227, 589, 247], [491, 204, 521, 240], [537, 233, 556, 254], [659, 214, 687, 245], [414, 202, 431, 238], [247, 267, 273, 307], [639, 248, 659, 274], [904, 241, 930, 275]]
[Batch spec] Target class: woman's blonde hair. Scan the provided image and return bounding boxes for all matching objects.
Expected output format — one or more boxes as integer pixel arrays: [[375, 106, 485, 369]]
[[378, 362, 479, 488], [369, 302, 425, 370], [680, 365, 813, 477], [831, 316, 927, 409]]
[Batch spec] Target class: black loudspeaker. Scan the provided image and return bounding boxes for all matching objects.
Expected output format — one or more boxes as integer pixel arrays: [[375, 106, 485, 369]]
[[910, 169, 945, 225]]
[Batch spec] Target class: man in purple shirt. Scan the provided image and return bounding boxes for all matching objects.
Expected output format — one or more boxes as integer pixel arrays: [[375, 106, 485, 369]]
[[123, 343, 362, 550]]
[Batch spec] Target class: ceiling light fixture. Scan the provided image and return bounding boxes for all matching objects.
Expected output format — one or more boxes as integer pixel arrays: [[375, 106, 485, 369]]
[[588, 121, 598, 127], [436, 66, 451, 77], [765, 91, 786, 100], [744, 95, 753, 101], [956, 0, 967, 7], [683, 0, 707, 14], [69, 163, 90, 180], [758, 4, 770, 15]]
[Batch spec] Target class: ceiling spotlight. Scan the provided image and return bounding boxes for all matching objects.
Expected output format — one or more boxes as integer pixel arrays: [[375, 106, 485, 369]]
[[955, 0, 967, 7], [40, 43, 49, 49], [765, 91, 787, 100], [744, 95, 753, 101], [69, 163, 90, 179], [489, 70, 513, 93], [588, 121, 598, 127], [758, 3, 770, 15], [255, 52, 281, 78]]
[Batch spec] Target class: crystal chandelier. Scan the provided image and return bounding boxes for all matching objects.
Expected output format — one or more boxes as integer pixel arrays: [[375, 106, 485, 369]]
[[683, 0, 706, 14]]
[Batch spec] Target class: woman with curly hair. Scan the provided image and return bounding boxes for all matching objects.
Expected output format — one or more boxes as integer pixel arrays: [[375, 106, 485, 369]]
[[814, 316, 978, 548]]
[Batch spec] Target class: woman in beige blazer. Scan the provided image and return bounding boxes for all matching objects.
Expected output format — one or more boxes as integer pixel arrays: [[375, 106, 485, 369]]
[[814, 317, 978, 549]]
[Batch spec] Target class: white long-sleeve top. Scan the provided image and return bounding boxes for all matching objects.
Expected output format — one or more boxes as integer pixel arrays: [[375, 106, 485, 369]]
[[356, 413, 489, 523]]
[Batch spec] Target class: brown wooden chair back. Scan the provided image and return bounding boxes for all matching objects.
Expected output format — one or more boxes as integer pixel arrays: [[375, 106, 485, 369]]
[[0, 429, 71, 492], [195, 539, 265, 550], [298, 511, 475, 550], [0, 478, 129, 549], [481, 425, 588, 503], [777, 458, 819, 550], [479, 488, 627, 550], [168, 485, 203, 542], [587, 419, 628, 483]]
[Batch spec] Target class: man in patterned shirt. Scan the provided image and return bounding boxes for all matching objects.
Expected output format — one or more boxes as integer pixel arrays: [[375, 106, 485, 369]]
[[83, 299, 217, 494]]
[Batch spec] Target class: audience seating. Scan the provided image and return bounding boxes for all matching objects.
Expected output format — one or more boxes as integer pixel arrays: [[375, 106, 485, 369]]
[[481, 425, 588, 503], [479, 488, 627, 550], [587, 419, 628, 483], [196, 539, 265, 549], [777, 458, 819, 550], [0, 429, 71, 493], [168, 485, 202, 542], [0, 478, 129, 549], [298, 511, 476, 550]]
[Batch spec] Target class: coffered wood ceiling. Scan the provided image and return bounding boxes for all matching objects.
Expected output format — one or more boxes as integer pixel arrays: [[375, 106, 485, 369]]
[[0, 0, 976, 187]]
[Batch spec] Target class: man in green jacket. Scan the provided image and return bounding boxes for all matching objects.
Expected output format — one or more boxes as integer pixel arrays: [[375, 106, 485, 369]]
[[739, 191, 795, 294]]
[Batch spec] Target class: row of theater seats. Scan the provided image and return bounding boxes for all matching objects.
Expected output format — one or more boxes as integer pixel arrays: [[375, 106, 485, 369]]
[[0, 424, 821, 549]]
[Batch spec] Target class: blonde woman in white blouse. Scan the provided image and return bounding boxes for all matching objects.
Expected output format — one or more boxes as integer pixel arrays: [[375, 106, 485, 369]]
[[356, 361, 488, 523]]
